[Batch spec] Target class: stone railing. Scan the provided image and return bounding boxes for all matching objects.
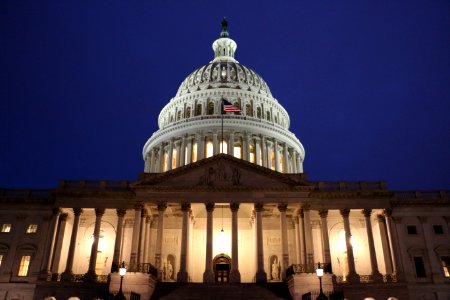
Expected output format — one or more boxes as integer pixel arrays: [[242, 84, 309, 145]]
[[59, 180, 131, 190], [48, 273, 110, 283], [334, 273, 397, 284], [394, 190, 448, 199], [286, 263, 332, 277], [0, 189, 53, 198], [311, 181, 387, 191], [136, 263, 158, 277]]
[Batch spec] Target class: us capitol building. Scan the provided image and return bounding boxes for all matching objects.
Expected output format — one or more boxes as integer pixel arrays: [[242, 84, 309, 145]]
[[0, 20, 449, 300]]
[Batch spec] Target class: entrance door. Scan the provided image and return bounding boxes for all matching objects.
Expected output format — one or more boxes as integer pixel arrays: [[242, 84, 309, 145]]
[[213, 254, 231, 284]]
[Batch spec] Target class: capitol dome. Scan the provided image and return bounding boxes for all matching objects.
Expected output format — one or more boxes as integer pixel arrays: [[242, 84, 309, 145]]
[[143, 19, 305, 174]]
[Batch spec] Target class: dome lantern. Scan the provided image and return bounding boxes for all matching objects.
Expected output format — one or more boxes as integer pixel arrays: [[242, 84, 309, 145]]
[[212, 17, 237, 62]]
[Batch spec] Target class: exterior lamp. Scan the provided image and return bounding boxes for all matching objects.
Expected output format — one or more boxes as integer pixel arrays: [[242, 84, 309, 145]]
[[113, 261, 126, 300], [316, 262, 328, 300]]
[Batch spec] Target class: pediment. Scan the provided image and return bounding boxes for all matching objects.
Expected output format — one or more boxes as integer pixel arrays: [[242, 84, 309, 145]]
[[133, 154, 309, 192]]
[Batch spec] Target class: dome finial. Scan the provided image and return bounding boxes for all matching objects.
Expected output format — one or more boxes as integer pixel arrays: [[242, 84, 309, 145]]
[[220, 17, 229, 38]]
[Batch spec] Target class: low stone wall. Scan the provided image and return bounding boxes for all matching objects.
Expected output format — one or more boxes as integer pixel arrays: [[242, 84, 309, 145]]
[[287, 273, 334, 299], [109, 272, 157, 300]]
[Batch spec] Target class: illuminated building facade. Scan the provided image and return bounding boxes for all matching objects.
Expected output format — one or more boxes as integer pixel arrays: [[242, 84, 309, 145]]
[[0, 20, 449, 300]]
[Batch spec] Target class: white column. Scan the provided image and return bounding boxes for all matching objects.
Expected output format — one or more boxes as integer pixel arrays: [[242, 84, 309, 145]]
[[340, 209, 360, 283], [166, 139, 174, 171], [130, 204, 143, 271], [51, 213, 68, 274], [243, 132, 249, 161], [230, 202, 241, 283], [186, 137, 192, 164], [137, 209, 147, 265], [384, 209, 404, 281], [274, 140, 280, 172], [228, 131, 234, 156], [111, 209, 126, 272], [261, 136, 267, 167], [283, 144, 289, 173], [293, 216, 301, 264], [177, 202, 190, 282], [85, 208, 105, 281], [298, 210, 306, 266], [213, 131, 219, 155], [179, 136, 186, 167], [175, 140, 181, 168], [319, 210, 332, 273], [155, 202, 167, 279], [158, 143, 164, 172], [377, 214, 393, 274], [255, 203, 267, 282], [61, 208, 83, 281], [278, 203, 289, 279], [150, 149, 156, 172], [203, 202, 215, 283], [291, 151, 297, 173], [255, 137, 261, 166], [197, 131, 205, 160], [302, 207, 314, 272], [39, 208, 60, 279], [419, 216, 443, 283], [266, 140, 273, 170], [143, 216, 152, 263], [144, 153, 151, 173], [362, 209, 383, 282]]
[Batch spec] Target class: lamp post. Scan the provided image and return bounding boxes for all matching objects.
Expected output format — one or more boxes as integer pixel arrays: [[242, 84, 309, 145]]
[[316, 262, 328, 300], [113, 261, 127, 300]]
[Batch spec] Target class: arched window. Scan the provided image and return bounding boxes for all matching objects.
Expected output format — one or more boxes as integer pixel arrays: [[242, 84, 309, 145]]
[[177, 111, 182, 121], [206, 141, 213, 158], [207, 102, 214, 115], [195, 104, 202, 116], [266, 111, 271, 122], [249, 144, 255, 163], [186, 107, 191, 118], [257, 107, 262, 119], [233, 142, 242, 159], [219, 141, 228, 154], [192, 142, 198, 162], [245, 104, 252, 116], [274, 116, 278, 124]]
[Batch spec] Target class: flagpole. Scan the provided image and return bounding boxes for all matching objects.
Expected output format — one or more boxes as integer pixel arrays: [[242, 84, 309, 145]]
[[221, 97, 224, 154]]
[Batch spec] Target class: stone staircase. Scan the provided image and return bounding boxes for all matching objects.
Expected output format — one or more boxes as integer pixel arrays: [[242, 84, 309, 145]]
[[150, 283, 293, 300]]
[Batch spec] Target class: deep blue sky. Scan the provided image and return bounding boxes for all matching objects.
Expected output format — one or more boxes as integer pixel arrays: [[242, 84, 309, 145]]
[[1, 0, 449, 190]]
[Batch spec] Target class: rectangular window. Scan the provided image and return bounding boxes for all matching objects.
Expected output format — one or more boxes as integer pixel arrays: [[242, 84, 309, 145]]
[[441, 256, 450, 277], [414, 256, 427, 278], [1, 224, 11, 233], [433, 225, 444, 234], [407, 225, 417, 235], [26, 224, 38, 233], [18, 256, 31, 277]]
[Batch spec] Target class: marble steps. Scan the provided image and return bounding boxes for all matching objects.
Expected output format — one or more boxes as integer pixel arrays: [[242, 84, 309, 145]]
[[150, 282, 292, 300]]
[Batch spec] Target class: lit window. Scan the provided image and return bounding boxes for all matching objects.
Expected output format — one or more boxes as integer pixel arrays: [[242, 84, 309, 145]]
[[441, 256, 450, 277], [413, 256, 426, 278], [1, 224, 11, 233], [0, 255, 3, 267], [249, 144, 255, 163], [171, 148, 177, 169], [18, 256, 31, 277], [433, 225, 444, 234], [163, 152, 168, 172], [270, 150, 275, 170], [233, 144, 241, 159], [407, 225, 417, 235], [279, 153, 284, 173], [206, 141, 213, 158], [26, 224, 38, 233], [219, 141, 228, 154], [192, 142, 198, 163]]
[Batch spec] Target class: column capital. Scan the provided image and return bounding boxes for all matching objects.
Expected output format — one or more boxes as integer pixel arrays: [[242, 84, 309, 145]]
[[383, 208, 393, 217], [59, 213, 68, 221], [116, 208, 127, 217], [134, 203, 144, 210], [181, 202, 191, 212], [230, 202, 240, 212], [205, 202, 215, 212], [319, 209, 328, 218], [146, 216, 152, 224], [254, 202, 264, 212], [340, 208, 350, 218], [95, 208, 105, 217], [157, 202, 167, 212], [73, 208, 83, 216], [377, 214, 386, 223], [277, 203, 288, 212], [141, 209, 148, 218], [362, 208, 372, 217]]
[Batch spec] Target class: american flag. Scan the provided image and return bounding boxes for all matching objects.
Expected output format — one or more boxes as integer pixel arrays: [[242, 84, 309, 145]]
[[222, 99, 241, 113]]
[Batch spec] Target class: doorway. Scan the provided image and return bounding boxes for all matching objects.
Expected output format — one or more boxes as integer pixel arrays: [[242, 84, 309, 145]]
[[213, 253, 231, 284]]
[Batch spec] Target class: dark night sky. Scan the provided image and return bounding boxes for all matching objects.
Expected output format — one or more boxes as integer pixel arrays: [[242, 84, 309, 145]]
[[1, 0, 449, 190]]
